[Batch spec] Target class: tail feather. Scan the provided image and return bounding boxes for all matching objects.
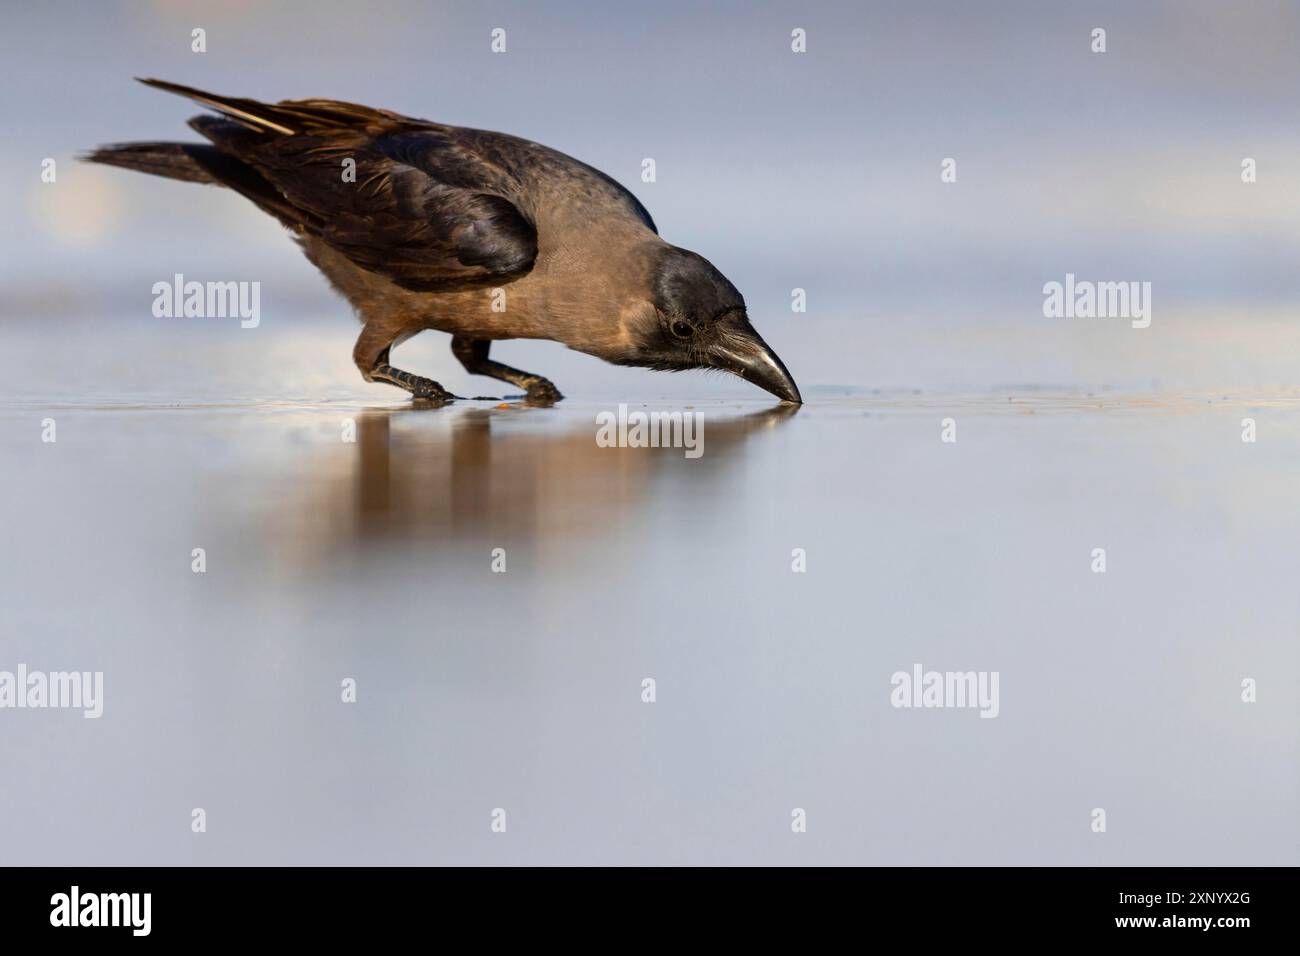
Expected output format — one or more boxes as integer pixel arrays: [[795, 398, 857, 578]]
[[83, 78, 398, 230], [135, 77, 298, 135], [82, 141, 222, 183], [83, 140, 307, 229], [134, 77, 400, 135]]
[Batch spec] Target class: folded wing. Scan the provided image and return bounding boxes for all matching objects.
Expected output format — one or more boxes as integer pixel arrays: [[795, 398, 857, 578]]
[[141, 78, 538, 292]]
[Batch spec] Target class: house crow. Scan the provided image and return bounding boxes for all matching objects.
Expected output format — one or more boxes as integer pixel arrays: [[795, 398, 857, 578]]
[[87, 79, 802, 405]]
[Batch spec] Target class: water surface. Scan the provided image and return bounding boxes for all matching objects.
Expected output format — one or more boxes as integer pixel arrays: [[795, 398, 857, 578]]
[[1, 325, 1295, 863]]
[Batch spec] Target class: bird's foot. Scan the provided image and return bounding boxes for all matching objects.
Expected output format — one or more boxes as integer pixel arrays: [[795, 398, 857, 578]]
[[519, 379, 564, 406], [371, 364, 461, 403], [411, 384, 460, 403]]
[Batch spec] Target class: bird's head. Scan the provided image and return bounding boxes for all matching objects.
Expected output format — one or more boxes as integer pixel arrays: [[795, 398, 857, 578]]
[[617, 245, 802, 404]]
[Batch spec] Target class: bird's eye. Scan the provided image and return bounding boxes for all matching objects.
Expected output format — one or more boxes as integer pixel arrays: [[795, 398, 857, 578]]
[[670, 320, 694, 339]]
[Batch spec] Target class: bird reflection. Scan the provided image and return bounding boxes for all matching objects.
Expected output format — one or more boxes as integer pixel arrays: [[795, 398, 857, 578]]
[[341, 403, 797, 548]]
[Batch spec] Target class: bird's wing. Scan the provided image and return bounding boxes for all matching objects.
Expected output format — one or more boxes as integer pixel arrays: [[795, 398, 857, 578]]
[[139, 79, 538, 292], [239, 126, 539, 291]]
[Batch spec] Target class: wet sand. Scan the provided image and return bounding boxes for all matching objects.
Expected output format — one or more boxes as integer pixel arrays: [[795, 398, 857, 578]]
[[1, 322, 1297, 865]]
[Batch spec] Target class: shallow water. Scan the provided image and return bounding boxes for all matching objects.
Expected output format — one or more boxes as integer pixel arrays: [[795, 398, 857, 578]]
[[1, 319, 1297, 865]]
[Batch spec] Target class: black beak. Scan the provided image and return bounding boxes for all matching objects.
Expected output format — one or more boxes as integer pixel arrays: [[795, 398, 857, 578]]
[[714, 327, 803, 404]]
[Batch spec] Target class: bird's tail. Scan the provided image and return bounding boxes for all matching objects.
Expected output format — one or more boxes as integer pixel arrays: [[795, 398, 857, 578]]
[[82, 76, 314, 185], [84, 78, 394, 226], [130, 76, 401, 134], [82, 141, 224, 184]]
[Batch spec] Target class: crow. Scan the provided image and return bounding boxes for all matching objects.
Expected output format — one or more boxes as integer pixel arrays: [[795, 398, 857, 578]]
[[87, 79, 802, 405]]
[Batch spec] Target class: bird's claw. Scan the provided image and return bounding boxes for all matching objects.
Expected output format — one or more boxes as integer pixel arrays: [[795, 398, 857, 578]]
[[521, 380, 563, 406], [411, 386, 459, 403]]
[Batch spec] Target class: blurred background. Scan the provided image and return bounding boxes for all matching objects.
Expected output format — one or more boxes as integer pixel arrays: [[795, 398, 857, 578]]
[[0, 1, 1296, 867], [3, 0, 1300, 393]]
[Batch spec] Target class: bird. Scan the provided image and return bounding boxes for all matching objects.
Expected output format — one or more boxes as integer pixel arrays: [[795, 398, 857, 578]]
[[86, 79, 802, 406]]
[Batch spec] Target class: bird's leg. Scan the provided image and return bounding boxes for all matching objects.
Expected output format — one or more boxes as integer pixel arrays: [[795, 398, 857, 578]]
[[371, 363, 460, 401], [354, 328, 459, 402], [451, 336, 564, 404]]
